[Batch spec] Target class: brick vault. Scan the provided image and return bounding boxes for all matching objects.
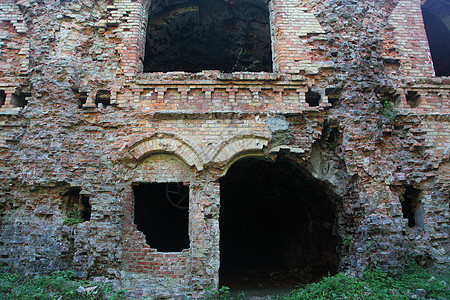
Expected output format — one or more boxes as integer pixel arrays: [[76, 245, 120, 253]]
[[0, 0, 448, 298]]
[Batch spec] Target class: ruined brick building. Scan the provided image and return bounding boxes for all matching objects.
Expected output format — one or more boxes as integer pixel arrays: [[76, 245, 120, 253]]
[[0, 0, 449, 298]]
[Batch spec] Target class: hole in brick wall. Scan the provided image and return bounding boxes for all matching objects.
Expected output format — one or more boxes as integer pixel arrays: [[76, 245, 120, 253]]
[[377, 86, 400, 105], [325, 87, 342, 107], [422, 1, 450, 76], [305, 89, 321, 107], [321, 123, 340, 146], [80, 195, 91, 221], [63, 188, 91, 222], [0, 90, 5, 107], [72, 89, 88, 109], [12, 93, 31, 108], [406, 91, 421, 108], [220, 156, 340, 289], [133, 182, 190, 252], [95, 90, 111, 108], [144, 0, 272, 73], [401, 185, 424, 228]]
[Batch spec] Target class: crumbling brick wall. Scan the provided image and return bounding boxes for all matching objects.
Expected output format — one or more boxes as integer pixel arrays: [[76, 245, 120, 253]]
[[0, 0, 448, 298]]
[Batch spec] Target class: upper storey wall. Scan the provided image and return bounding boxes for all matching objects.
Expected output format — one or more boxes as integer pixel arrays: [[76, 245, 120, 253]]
[[113, 0, 400, 78], [0, 0, 443, 82], [0, 0, 29, 83], [0, 0, 448, 114], [384, 0, 435, 77]]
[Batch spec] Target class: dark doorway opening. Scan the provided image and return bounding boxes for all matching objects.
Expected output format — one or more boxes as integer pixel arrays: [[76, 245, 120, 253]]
[[401, 185, 424, 228], [144, 0, 272, 73], [133, 182, 190, 252], [220, 156, 340, 290]]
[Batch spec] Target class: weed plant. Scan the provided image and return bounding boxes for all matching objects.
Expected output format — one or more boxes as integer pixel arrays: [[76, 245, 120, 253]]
[[63, 211, 84, 226], [0, 269, 125, 300], [381, 100, 398, 121]]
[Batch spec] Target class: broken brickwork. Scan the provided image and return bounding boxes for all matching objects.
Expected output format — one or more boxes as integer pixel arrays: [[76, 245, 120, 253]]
[[0, 0, 448, 298]]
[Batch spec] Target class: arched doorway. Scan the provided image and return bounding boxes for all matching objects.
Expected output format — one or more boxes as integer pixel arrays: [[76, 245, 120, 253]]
[[219, 155, 341, 290]]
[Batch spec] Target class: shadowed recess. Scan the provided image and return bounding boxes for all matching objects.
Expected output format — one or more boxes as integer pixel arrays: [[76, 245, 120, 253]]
[[422, 0, 450, 76], [219, 156, 341, 289], [144, 0, 272, 72], [133, 182, 190, 252]]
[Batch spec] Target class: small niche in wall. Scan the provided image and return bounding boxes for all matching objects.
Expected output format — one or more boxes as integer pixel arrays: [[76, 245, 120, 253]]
[[305, 89, 321, 107], [77, 91, 88, 109], [0, 90, 5, 107], [133, 182, 189, 252], [95, 90, 111, 108], [71, 88, 89, 108], [63, 188, 91, 224], [325, 87, 342, 107], [401, 185, 424, 228], [321, 123, 340, 145], [12, 92, 31, 108], [406, 91, 421, 108]]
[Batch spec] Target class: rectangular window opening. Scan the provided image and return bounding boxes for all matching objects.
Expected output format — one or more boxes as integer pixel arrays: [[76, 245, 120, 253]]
[[143, 0, 273, 73], [133, 182, 190, 252], [95, 90, 111, 108], [306, 88, 321, 107]]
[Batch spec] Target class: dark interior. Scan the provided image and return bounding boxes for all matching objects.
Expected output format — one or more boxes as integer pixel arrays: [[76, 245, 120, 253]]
[[0, 90, 5, 107], [401, 185, 421, 228], [144, 0, 272, 73], [422, 0, 450, 76], [219, 156, 340, 289], [134, 182, 190, 252]]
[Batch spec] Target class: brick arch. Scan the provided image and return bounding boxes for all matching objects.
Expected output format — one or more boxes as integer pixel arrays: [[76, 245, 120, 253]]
[[118, 132, 207, 171], [208, 133, 271, 171]]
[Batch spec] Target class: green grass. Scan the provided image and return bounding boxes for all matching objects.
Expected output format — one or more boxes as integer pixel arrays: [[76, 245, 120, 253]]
[[2, 261, 448, 300], [209, 261, 449, 300], [0, 269, 126, 300], [281, 262, 449, 300]]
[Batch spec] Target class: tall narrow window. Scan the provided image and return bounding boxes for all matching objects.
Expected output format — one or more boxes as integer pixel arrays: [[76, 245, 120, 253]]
[[133, 182, 190, 252], [422, 0, 450, 76], [0, 90, 5, 108], [144, 0, 272, 73]]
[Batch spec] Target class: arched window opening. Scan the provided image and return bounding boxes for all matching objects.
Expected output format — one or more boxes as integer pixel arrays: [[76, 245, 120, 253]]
[[421, 0, 450, 76], [144, 0, 273, 73]]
